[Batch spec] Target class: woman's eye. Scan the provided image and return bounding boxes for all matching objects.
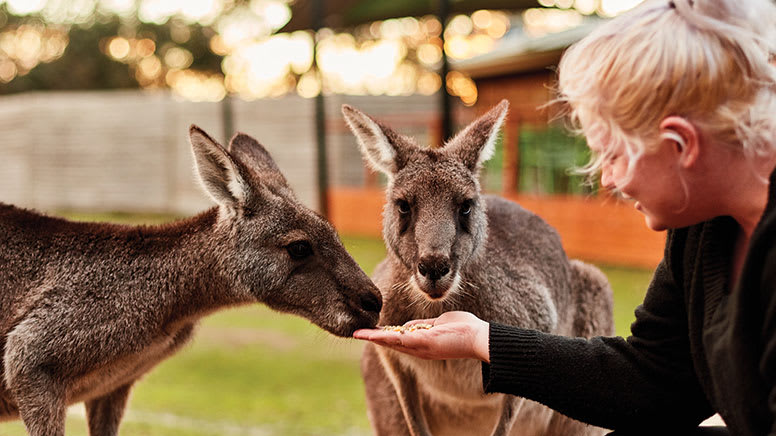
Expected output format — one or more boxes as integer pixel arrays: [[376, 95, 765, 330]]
[[606, 151, 623, 165], [287, 241, 313, 260], [397, 200, 411, 215]]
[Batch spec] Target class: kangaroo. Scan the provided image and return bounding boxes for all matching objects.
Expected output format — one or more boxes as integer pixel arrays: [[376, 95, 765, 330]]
[[0, 125, 382, 436], [342, 101, 614, 436]]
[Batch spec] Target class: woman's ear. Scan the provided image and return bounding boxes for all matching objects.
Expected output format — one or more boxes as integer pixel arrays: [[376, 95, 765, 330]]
[[660, 116, 700, 168]]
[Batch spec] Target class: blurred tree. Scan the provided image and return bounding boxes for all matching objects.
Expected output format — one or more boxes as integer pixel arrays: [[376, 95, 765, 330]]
[[0, 4, 224, 95], [1, 16, 135, 93]]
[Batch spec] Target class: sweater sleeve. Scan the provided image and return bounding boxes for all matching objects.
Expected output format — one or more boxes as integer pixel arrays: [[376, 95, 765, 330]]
[[760, 248, 776, 436], [481, 240, 714, 431]]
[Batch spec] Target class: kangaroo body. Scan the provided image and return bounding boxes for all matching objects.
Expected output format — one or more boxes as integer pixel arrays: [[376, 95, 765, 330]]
[[363, 196, 613, 436], [0, 127, 382, 435], [343, 101, 613, 436], [0, 207, 218, 421]]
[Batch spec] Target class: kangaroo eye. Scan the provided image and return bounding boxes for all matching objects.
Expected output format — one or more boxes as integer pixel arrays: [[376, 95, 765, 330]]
[[287, 241, 313, 260], [397, 200, 411, 215], [460, 201, 473, 216]]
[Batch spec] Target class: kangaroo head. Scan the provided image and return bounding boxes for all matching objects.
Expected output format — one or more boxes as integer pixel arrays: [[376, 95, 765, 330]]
[[189, 126, 381, 336], [343, 100, 508, 301]]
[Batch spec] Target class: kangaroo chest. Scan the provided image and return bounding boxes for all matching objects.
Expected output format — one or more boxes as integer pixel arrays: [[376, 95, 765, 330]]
[[391, 350, 498, 406], [385, 350, 513, 434], [387, 351, 558, 436]]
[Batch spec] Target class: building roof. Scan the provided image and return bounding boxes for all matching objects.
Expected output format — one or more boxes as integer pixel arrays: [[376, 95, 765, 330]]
[[453, 19, 603, 79]]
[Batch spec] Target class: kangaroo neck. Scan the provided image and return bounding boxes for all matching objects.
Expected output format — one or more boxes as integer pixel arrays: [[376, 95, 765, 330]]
[[145, 208, 252, 326]]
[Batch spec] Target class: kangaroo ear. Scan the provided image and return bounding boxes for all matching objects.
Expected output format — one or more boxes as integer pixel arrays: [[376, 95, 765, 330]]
[[228, 132, 290, 190], [342, 104, 410, 176], [444, 99, 509, 172], [189, 125, 249, 209]]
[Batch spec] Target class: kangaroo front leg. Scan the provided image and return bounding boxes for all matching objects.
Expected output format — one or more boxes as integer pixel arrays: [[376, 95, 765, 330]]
[[390, 371, 432, 436], [490, 395, 524, 436], [378, 351, 432, 436], [5, 326, 67, 436], [86, 383, 133, 436], [10, 369, 67, 436]]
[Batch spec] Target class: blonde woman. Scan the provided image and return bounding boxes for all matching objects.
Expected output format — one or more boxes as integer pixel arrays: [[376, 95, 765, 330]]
[[354, 0, 776, 434]]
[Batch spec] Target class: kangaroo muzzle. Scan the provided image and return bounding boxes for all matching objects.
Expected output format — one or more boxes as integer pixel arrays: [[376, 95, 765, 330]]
[[417, 255, 451, 282], [414, 254, 456, 299]]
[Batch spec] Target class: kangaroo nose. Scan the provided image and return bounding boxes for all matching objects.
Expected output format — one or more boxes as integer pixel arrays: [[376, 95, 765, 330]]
[[359, 289, 382, 314], [418, 256, 451, 281]]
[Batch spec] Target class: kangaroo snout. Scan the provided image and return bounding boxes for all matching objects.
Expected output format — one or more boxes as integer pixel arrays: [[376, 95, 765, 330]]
[[346, 283, 382, 332], [417, 255, 451, 281], [359, 288, 383, 314]]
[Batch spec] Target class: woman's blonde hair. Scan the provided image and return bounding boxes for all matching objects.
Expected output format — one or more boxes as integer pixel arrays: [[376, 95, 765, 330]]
[[557, 0, 776, 181]]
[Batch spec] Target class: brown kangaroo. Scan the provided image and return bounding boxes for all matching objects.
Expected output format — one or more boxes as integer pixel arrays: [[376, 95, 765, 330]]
[[0, 126, 382, 436], [343, 101, 613, 436]]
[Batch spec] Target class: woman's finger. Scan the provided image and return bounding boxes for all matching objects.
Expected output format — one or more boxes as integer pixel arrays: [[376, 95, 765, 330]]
[[403, 318, 437, 327], [353, 328, 383, 340], [354, 329, 410, 345]]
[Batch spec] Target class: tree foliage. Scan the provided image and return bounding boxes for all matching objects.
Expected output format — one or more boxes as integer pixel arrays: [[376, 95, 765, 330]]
[[0, 4, 225, 95]]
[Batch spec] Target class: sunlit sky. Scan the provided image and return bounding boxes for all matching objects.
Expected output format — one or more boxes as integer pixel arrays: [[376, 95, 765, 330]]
[[0, 0, 645, 103]]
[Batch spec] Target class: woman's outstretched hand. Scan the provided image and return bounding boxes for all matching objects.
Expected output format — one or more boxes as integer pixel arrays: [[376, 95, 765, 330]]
[[353, 311, 490, 363]]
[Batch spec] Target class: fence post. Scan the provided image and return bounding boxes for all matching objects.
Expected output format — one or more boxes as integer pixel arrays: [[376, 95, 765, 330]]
[[502, 118, 520, 195]]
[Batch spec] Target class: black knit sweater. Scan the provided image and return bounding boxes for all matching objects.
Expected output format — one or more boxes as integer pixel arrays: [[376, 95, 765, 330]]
[[482, 170, 776, 435]]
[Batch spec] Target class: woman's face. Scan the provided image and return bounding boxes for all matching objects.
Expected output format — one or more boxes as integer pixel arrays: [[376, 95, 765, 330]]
[[591, 138, 689, 232]]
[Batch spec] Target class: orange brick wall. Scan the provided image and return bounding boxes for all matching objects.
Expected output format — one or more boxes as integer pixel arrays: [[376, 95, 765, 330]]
[[329, 188, 664, 270]]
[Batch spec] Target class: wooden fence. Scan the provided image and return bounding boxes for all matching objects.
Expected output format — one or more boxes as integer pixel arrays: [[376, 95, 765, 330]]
[[0, 89, 664, 269], [330, 187, 665, 269]]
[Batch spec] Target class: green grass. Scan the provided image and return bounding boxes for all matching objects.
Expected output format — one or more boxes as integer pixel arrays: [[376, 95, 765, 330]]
[[0, 213, 652, 436], [339, 235, 387, 276], [127, 320, 369, 435], [597, 265, 653, 337]]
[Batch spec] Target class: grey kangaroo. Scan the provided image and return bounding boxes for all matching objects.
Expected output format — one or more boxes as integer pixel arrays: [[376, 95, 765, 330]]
[[0, 126, 382, 436], [342, 101, 614, 436]]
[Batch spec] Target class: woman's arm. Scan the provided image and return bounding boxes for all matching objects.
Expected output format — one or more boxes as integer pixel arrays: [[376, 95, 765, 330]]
[[759, 248, 776, 435]]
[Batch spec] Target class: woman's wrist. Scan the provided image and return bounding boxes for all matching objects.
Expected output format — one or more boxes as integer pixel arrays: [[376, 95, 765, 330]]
[[473, 320, 490, 363]]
